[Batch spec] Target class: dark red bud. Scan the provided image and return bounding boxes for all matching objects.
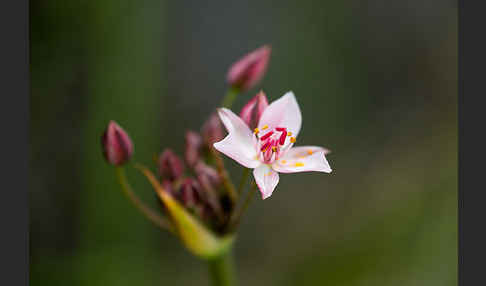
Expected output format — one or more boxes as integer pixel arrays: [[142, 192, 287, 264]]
[[101, 121, 133, 166], [179, 178, 202, 209], [158, 149, 184, 181]]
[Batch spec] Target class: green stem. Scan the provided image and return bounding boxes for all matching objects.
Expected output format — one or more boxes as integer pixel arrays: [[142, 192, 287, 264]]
[[115, 166, 174, 233], [209, 249, 237, 286], [221, 87, 240, 108], [239, 183, 257, 218], [236, 168, 250, 195], [228, 183, 257, 231]]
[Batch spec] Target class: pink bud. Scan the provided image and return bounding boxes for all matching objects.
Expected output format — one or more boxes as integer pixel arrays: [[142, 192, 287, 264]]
[[101, 121, 133, 166], [239, 91, 269, 129], [158, 149, 185, 181], [194, 161, 221, 187], [227, 45, 271, 91], [201, 112, 224, 146], [185, 131, 202, 167]]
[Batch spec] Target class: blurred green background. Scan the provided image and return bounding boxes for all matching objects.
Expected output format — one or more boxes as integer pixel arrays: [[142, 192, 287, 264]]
[[30, 0, 457, 285]]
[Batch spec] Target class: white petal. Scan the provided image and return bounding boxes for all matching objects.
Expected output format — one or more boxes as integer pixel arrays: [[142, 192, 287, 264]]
[[272, 146, 332, 173], [258, 91, 302, 137], [213, 108, 260, 168], [282, 146, 331, 157], [253, 164, 280, 199]]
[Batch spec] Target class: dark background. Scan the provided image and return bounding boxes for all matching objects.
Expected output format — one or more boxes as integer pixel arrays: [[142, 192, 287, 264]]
[[30, 0, 457, 285]]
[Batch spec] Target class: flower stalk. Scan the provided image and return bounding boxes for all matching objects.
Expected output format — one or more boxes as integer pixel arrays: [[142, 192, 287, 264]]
[[222, 87, 240, 108], [115, 166, 175, 233], [210, 146, 238, 203], [236, 168, 250, 195], [229, 182, 257, 231], [209, 249, 237, 286]]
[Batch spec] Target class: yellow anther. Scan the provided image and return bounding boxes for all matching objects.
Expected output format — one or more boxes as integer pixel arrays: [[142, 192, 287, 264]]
[[294, 162, 305, 167], [307, 150, 314, 155], [290, 137, 296, 143], [281, 160, 287, 164], [287, 132, 292, 137], [262, 124, 269, 130], [254, 128, 260, 134], [267, 171, 273, 176], [271, 146, 277, 152]]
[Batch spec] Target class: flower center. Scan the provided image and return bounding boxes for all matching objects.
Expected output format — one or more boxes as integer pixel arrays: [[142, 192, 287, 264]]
[[253, 125, 295, 164]]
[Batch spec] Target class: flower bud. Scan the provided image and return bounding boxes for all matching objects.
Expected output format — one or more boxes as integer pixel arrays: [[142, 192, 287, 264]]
[[194, 161, 221, 187], [158, 149, 185, 181], [101, 121, 133, 166], [180, 178, 200, 209], [226, 45, 271, 91], [180, 178, 215, 221], [201, 112, 224, 146], [239, 91, 269, 129], [185, 131, 202, 167], [196, 172, 223, 221]]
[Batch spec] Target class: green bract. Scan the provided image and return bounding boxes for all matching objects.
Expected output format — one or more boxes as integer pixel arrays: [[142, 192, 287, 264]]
[[139, 165, 235, 260]]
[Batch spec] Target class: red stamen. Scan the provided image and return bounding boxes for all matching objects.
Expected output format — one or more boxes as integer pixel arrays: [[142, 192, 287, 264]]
[[275, 127, 286, 131], [263, 148, 273, 162], [260, 131, 274, 140], [260, 141, 271, 151], [279, 131, 287, 145]]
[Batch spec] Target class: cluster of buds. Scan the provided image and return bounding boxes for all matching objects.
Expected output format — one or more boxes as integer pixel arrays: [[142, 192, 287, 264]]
[[156, 115, 232, 233], [101, 113, 235, 258]]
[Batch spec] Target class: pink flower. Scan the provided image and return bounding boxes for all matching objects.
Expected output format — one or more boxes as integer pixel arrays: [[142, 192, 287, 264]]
[[101, 121, 134, 166], [239, 91, 269, 130], [213, 92, 332, 199], [226, 45, 271, 91]]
